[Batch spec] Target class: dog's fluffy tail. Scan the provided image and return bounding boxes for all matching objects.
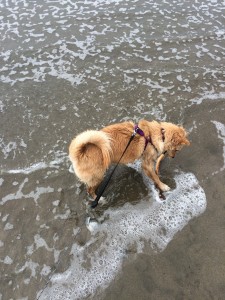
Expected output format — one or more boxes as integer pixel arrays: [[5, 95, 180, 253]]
[[69, 130, 112, 172]]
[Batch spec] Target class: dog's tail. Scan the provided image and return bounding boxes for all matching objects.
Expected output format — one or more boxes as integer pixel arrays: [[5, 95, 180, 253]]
[[69, 130, 112, 171]]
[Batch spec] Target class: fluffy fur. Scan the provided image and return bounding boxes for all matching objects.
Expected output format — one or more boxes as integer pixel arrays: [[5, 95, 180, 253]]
[[69, 120, 190, 199]]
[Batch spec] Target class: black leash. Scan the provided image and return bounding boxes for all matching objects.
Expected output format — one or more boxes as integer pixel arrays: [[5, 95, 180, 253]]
[[90, 126, 140, 208]]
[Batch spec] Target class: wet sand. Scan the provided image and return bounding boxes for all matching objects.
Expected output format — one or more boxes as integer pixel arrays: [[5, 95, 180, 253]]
[[1, 0, 225, 299]]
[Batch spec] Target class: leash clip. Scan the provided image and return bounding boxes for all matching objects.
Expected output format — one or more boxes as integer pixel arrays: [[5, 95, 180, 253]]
[[133, 124, 139, 136]]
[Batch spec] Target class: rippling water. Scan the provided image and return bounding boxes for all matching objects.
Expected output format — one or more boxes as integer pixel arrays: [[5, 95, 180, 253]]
[[1, 0, 225, 299]]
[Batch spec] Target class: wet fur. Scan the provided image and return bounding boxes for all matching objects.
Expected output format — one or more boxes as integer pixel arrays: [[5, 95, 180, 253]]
[[69, 120, 190, 199]]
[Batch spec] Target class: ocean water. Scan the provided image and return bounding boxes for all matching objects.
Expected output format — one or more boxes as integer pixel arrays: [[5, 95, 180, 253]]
[[1, 0, 225, 299]]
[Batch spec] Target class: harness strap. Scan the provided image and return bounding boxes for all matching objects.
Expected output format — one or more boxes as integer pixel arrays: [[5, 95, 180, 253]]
[[161, 128, 165, 142], [134, 124, 157, 152]]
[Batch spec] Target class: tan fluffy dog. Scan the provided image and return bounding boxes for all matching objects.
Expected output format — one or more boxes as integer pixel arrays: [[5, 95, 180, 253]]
[[69, 120, 190, 200]]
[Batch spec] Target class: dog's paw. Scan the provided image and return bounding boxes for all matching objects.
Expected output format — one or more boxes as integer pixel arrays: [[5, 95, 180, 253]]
[[160, 183, 171, 192]]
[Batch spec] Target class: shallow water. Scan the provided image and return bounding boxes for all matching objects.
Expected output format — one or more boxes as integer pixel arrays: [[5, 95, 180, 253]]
[[1, 0, 225, 299]]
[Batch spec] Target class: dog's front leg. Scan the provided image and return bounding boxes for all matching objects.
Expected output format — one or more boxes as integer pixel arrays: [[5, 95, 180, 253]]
[[142, 159, 170, 192]]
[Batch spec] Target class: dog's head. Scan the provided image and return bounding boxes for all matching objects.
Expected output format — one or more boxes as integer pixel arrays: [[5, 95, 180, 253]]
[[164, 125, 190, 158]]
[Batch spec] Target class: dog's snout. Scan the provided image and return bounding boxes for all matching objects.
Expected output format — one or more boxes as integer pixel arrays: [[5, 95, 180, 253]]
[[168, 152, 176, 158]]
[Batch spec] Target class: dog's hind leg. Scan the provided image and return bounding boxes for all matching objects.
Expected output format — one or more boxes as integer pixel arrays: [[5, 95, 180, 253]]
[[87, 185, 98, 199], [87, 183, 108, 204]]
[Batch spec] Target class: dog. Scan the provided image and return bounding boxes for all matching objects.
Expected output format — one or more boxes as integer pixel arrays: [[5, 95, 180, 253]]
[[69, 119, 190, 201]]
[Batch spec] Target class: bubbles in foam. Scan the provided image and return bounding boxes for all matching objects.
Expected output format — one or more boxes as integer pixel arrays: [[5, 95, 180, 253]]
[[211, 121, 225, 172], [40, 171, 206, 300]]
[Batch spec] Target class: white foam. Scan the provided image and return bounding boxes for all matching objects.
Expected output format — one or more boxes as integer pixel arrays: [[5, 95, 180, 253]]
[[0, 100, 5, 112], [0, 178, 54, 205], [34, 234, 53, 252], [40, 265, 52, 277], [211, 121, 225, 172], [2, 214, 9, 222], [15, 260, 39, 278], [4, 223, 14, 230], [1, 158, 66, 175], [2, 163, 49, 175], [0, 141, 17, 159], [26, 233, 62, 265], [54, 209, 71, 220], [191, 91, 225, 105], [2, 256, 13, 265], [40, 171, 206, 300]]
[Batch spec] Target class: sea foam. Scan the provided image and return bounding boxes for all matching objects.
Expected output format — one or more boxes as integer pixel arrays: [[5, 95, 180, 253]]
[[39, 171, 206, 300]]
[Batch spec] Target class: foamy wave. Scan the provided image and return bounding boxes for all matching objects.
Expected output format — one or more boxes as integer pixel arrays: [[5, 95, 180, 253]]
[[0, 178, 54, 205], [191, 91, 225, 105], [1, 154, 68, 175], [39, 171, 206, 300], [211, 120, 225, 172]]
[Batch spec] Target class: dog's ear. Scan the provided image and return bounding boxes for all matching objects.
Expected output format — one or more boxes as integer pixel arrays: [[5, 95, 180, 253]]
[[182, 130, 191, 146], [171, 132, 182, 145], [181, 138, 190, 146]]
